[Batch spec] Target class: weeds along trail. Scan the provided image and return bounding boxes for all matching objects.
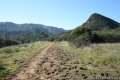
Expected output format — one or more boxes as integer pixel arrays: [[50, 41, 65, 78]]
[[9, 43, 53, 80], [8, 42, 120, 80], [10, 43, 84, 80]]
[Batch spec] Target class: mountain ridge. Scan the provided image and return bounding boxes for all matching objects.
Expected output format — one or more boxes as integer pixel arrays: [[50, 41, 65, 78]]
[[0, 22, 65, 34], [0, 22, 65, 44]]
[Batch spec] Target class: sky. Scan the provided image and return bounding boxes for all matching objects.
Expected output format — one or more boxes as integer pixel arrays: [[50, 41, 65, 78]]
[[0, 0, 120, 30]]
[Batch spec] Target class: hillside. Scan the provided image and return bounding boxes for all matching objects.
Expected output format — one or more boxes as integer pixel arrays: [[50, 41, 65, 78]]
[[0, 22, 65, 43], [68, 13, 120, 37], [80, 13, 119, 30], [52, 13, 120, 47]]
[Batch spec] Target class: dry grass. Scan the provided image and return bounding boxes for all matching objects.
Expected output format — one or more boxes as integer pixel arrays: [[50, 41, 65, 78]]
[[60, 42, 120, 79], [0, 41, 49, 80], [1, 41, 120, 80]]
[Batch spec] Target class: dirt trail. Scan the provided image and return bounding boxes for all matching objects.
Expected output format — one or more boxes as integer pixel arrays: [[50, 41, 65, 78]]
[[10, 43, 83, 80]]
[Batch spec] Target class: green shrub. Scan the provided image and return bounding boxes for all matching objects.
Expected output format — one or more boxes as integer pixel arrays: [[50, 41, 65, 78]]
[[3, 48, 14, 53]]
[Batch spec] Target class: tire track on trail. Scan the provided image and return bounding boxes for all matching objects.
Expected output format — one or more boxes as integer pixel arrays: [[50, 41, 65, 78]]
[[9, 43, 53, 80], [10, 43, 83, 80]]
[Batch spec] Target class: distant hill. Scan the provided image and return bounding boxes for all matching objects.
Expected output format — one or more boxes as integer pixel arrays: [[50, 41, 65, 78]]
[[81, 13, 119, 30], [0, 22, 65, 43], [51, 13, 120, 47], [70, 13, 120, 36]]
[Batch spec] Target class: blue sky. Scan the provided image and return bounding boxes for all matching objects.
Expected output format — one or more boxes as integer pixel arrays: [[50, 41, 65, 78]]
[[0, 0, 120, 30]]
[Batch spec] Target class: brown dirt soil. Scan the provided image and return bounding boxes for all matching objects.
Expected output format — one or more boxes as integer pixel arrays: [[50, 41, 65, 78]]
[[9, 43, 86, 80]]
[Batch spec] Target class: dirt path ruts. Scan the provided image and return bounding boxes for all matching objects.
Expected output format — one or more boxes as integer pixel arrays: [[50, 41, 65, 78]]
[[10, 43, 82, 80], [10, 43, 53, 80]]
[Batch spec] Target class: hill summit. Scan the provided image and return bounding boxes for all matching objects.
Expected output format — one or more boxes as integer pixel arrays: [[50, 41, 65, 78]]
[[69, 13, 120, 38], [80, 13, 119, 30]]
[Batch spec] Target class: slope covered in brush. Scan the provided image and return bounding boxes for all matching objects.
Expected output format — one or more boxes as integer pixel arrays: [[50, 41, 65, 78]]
[[51, 13, 120, 47], [71, 13, 119, 37], [81, 13, 119, 30]]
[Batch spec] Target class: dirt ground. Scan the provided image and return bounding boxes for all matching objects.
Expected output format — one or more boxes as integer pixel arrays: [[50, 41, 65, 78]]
[[9, 43, 87, 80]]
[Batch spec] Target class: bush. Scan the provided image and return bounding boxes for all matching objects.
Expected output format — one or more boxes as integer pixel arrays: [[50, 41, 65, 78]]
[[3, 48, 14, 53], [71, 33, 91, 47], [0, 64, 10, 79]]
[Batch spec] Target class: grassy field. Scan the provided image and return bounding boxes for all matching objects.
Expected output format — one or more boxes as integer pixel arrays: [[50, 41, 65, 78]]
[[0, 41, 120, 79], [60, 42, 120, 78], [0, 41, 49, 80]]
